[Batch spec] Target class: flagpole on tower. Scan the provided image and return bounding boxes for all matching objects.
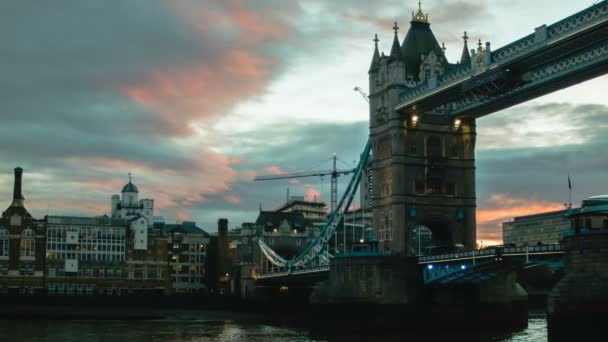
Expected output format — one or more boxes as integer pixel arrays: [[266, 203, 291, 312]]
[[568, 174, 573, 210]]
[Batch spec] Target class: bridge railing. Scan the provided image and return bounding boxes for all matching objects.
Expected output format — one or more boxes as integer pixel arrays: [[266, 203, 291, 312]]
[[257, 265, 330, 279], [419, 244, 564, 264]]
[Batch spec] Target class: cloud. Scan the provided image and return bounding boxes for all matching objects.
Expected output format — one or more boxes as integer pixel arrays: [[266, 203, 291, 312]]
[[304, 184, 322, 203], [223, 194, 241, 205], [263, 166, 288, 176], [476, 193, 565, 243]]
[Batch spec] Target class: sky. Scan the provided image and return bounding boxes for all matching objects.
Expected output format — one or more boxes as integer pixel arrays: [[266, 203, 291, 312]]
[[1, 0, 607, 246]]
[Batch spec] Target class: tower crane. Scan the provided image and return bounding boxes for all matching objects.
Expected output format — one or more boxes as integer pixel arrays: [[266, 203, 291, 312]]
[[254, 153, 355, 213]]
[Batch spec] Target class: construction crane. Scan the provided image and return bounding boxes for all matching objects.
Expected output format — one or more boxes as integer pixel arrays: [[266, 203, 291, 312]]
[[254, 153, 355, 213]]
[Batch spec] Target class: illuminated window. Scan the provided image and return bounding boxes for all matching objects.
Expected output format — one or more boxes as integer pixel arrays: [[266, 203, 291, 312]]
[[0, 228, 8, 257], [20, 228, 35, 258]]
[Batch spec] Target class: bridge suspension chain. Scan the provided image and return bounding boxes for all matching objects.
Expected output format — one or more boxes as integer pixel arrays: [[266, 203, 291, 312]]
[[258, 139, 372, 270]]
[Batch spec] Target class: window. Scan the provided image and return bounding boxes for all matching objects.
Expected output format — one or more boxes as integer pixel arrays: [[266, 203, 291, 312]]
[[0, 228, 8, 257], [426, 136, 442, 157], [446, 183, 456, 196], [415, 180, 425, 194], [20, 228, 35, 258], [426, 179, 442, 194]]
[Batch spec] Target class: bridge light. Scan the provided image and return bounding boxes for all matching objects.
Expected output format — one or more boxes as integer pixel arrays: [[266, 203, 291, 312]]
[[428, 264, 434, 270], [454, 119, 461, 131], [411, 115, 419, 128]]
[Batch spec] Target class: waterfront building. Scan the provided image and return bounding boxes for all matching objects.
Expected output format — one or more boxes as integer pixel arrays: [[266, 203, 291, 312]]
[[163, 221, 210, 294], [274, 196, 327, 222], [0, 168, 45, 295], [502, 209, 575, 246], [45, 215, 127, 296], [124, 223, 169, 295], [501, 196, 608, 246]]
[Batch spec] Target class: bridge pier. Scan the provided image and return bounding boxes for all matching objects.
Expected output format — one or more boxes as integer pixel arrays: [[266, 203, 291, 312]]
[[427, 266, 528, 330], [312, 255, 421, 304], [547, 232, 608, 341]]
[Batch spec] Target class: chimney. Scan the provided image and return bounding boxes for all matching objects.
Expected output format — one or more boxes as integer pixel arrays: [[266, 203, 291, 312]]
[[218, 218, 228, 235], [12, 167, 24, 206]]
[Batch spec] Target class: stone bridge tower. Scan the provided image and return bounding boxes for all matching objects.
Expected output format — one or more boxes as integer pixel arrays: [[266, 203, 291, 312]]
[[368, 3, 476, 256]]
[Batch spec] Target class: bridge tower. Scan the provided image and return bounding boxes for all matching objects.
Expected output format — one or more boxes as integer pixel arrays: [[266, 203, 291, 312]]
[[368, 3, 476, 256]]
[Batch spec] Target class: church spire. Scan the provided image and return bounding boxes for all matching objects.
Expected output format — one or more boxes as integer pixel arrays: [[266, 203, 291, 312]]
[[460, 31, 471, 65], [369, 34, 380, 72], [412, 0, 429, 23], [390, 22, 402, 58]]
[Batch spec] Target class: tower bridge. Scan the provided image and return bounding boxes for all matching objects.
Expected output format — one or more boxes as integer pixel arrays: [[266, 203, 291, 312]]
[[249, 2, 608, 337], [254, 0, 608, 276]]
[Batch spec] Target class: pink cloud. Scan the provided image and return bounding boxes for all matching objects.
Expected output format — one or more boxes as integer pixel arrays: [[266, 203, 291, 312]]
[[304, 184, 321, 202], [177, 210, 192, 222], [264, 165, 287, 176], [224, 194, 241, 204]]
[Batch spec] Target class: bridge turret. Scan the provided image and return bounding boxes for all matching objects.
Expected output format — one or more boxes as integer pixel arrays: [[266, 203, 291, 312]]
[[369, 2, 477, 256]]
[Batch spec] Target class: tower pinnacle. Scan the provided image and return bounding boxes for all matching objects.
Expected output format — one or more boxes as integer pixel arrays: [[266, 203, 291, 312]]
[[412, 0, 429, 23], [369, 34, 381, 72], [460, 31, 471, 65], [390, 22, 402, 58]]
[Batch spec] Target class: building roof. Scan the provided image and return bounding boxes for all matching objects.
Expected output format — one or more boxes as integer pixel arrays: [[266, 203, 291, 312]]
[[121, 180, 139, 193], [255, 211, 310, 230], [46, 215, 127, 227], [162, 221, 210, 236], [582, 195, 608, 208], [400, 20, 447, 81], [274, 200, 327, 212], [510, 209, 575, 222]]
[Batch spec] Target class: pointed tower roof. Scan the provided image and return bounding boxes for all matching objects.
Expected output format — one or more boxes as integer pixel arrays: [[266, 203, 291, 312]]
[[390, 22, 402, 59], [460, 31, 471, 65], [400, 1, 447, 81], [369, 34, 380, 73]]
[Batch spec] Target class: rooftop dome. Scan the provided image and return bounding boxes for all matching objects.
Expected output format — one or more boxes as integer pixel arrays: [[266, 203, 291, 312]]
[[121, 174, 139, 193]]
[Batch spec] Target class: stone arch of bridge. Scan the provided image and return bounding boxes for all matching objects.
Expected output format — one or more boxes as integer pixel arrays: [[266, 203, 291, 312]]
[[409, 214, 455, 255]]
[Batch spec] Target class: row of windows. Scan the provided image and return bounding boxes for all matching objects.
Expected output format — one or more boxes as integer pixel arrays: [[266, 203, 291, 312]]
[[47, 243, 125, 252], [47, 226, 125, 241], [0, 228, 35, 258], [46, 267, 164, 280], [46, 252, 124, 262]]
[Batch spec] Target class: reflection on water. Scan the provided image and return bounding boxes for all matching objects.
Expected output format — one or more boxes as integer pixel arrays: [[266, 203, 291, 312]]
[[0, 312, 547, 342]]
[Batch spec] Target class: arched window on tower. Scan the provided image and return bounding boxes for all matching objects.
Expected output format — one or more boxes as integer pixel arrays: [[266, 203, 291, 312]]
[[0, 228, 9, 257], [20, 228, 35, 259]]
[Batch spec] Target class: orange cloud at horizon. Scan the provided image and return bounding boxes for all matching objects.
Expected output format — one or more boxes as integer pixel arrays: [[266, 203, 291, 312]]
[[476, 193, 565, 243]]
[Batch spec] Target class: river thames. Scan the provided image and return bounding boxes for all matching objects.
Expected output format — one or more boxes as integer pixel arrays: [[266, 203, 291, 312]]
[[0, 311, 547, 341]]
